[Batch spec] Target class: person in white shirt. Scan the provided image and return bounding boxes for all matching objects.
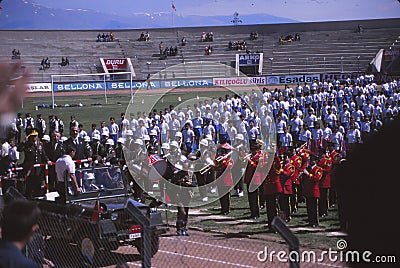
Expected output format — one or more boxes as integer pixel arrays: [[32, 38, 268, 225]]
[[304, 110, 317, 130], [289, 114, 303, 144], [182, 123, 195, 154], [159, 117, 169, 144], [226, 120, 237, 145], [298, 125, 312, 145], [311, 122, 323, 155], [118, 113, 130, 136], [55, 146, 80, 200], [346, 122, 361, 154], [280, 127, 292, 148], [321, 122, 332, 148]]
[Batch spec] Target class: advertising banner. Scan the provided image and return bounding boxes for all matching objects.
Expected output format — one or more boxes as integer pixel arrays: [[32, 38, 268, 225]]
[[266, 74, 321, 85], [53, 82, 106, 92], [27, 83, 52, 93], [213, 77, 266, 86], [104, 58, 127, 70], [161, 79, 213, 88], [238, 54, 261, 66]]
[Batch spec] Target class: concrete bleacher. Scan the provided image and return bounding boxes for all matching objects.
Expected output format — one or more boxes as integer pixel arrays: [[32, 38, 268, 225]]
[[0, 18, 398, 83]]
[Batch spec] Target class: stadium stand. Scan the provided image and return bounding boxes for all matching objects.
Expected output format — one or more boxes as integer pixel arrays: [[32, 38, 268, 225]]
[[0, 18, 398, 83]]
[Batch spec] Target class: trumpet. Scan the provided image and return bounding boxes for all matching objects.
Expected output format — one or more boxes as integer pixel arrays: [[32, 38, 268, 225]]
[[215, 150, 233, 162], [241, 153, 252, 162], [199, 163, 214, 174]]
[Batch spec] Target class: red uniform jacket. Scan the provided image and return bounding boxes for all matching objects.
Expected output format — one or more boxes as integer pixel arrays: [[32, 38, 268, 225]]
[[290, 154, 302, 185], [318, 155, 332, 188], [303, 165, 323, 198], [216, 157, 233, 186], [281, 162, 295, 194], [264, 155, 283, 194], [244, 150, 264, 185]]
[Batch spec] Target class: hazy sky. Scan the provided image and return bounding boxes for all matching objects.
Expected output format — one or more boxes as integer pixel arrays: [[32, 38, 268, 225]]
[[32, 0, 400, 22]]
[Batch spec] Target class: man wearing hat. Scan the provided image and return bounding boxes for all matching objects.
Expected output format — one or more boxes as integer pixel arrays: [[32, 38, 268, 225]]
[[17, 129, 52, 197], [232, 133, 246, 197], [302, 155, 323, 227], [243, 139, 265, 219], [91, 133, 105, 162], [215, 143, 234, 215]]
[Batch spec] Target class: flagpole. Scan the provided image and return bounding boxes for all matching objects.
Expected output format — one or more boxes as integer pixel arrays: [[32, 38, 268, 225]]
[[172, 0, 174, 27]]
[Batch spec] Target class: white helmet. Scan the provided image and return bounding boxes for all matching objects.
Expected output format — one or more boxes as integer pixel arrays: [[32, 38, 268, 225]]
[[61, 137, 68, 142], [42, 135, 50, 142], [149, 129, 157, 136], [93, 133, 101, 140], [84, 136, 91, 142], [161, 143, 170, 150], [199, 139, 208, 147], [235, 134, 244, 141], [117, 137, 126, 143], [170, 140, 179, 148], [143, 135, 150, 141], [175, 131, 182, 138], [205, 135, 213, 141], [125, 130, 134, 136], [134, 139, 143, 146], [105, 139, 114, 146]]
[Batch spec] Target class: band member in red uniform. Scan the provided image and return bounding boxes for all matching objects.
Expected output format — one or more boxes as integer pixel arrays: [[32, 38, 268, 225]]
[[244, 139, 265, 219], [318, 148, 333, 218], [289, 147, 302, 214], [303, 155, 323, 227], [298, 145, 310, 204], [264, 152, 283, 232], [328, 142, 341, 208], [279, 154, 296, 222], [215, 143, 234, 215]]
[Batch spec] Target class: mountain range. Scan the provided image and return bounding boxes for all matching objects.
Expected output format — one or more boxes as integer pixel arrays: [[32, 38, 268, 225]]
[[0, 0, 298, 30]]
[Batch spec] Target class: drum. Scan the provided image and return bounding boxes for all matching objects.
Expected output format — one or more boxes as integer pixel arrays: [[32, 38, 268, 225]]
[[148, 154, 167, 181]]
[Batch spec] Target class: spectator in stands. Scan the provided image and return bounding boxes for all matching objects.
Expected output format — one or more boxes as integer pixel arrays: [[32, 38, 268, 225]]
[[144, 32, 150, 42], [159, 41, 164, 55], [250, 32, 258, 40], [11, 48, 21, 59], [205, 45, 212, 55], [181, 37, 187, 46], [357, 24, 363, 33]]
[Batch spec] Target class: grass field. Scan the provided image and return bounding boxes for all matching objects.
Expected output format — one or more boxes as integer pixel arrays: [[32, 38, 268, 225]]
[[16, 88, 344, 251]]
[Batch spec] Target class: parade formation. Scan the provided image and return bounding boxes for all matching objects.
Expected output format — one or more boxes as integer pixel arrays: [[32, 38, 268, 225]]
[[1, 75, 399, 238]]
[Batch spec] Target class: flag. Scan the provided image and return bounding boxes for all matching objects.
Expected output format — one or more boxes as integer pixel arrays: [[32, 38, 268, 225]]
[[172, 3, 176, 11]]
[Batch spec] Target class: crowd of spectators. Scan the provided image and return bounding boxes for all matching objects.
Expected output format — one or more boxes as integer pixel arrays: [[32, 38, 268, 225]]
[[250, 32, 258, 40], [96, 32, 115, 42], [159, 41, 179, 60], [11, 48, 21, 60], [59, 57, 69, 67], [201, 32, 214, 42], [138, 31, 150, 42], [40, 57, 50, 70], [279, 33, 301, 45], [228, 40, 247, 51]]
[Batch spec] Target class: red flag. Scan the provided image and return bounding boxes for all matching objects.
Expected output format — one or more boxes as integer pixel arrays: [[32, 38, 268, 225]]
[[171, 3, 176, 11]]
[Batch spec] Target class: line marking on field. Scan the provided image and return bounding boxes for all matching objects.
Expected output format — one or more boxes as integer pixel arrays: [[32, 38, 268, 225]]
[[162, 236, 259, 253], [158, 250, 257, 268]]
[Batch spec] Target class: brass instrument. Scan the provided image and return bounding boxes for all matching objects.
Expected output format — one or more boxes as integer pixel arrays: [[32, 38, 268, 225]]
[[215, 150, 233, 162], [199, 162, 214, 174], [295, 142, 308, 153], [241, 153, 252, 163]]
